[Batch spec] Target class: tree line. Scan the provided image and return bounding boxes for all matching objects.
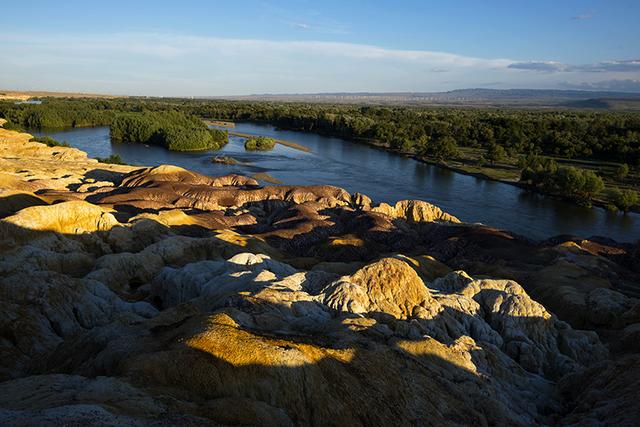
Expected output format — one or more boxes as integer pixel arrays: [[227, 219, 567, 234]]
[[2, 98, 639, 165], [0, 100, 227, 152], [191, 102, 640, 166]]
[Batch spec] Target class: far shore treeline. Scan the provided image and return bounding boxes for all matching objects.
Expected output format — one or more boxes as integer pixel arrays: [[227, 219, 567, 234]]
[[1, 97, 639, 210]]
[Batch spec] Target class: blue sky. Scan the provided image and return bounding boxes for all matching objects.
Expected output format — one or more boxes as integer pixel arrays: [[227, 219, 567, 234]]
[[1, 0, 639, 95]]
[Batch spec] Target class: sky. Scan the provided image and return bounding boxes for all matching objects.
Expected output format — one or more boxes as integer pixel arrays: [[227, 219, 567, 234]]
[[1, 0, 639, 96]]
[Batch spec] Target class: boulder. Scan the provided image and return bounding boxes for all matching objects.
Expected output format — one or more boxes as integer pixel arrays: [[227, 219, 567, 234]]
[[371, 199, 460, 223], [1, 201, 119, 234], [322, 257, 434, 319]]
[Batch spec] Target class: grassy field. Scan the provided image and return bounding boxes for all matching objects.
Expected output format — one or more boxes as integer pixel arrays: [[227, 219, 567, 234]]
[[203, 119, 235, 128]]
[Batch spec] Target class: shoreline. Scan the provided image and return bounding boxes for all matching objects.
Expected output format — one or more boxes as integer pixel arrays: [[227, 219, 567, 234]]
[[30, 118, 640, 215], [227, 130, 312, 153], [203, 119, 312, 153], [13, 121, 640, 241], [203, 119, 235, 128], [244, 121, 640, 216], [408, 154, 640, 215]]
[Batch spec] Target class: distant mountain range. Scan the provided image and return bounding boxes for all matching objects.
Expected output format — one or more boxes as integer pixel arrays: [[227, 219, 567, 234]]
[[215, 88, 640, 110]]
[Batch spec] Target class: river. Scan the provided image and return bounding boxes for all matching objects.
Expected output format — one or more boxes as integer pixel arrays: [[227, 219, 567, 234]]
[[32, 123, 640, 242]]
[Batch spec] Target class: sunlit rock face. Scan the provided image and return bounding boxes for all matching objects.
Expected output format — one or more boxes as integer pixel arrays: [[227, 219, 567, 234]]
[[0, 126, 639, 425]]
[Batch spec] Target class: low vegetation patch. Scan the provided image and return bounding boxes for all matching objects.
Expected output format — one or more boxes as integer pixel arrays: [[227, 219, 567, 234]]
[[244, 136, 276, 151], [30, 135, 70, 148], [95, 154, 127, 165]]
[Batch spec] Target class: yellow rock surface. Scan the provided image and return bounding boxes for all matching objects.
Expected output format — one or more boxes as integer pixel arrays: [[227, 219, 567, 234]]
[[397, 254, 452, 281], [371, 199, 460, 223], [0, 127, 135, 191], [324, 257, 434, 319], [2, 200, 119, 234]]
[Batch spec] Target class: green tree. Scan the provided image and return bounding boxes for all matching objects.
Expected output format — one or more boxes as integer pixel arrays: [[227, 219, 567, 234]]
[[615, 163, 630, 181], [391, 136, 413, 151], [110, 111, 227, 151], [582, 169, 605, 199], [611, 188, 638, 212], [486, 144, 507, 165], [422, 136, 459, 160], [414, 134, 430, 153], [517, 155, 532, 170], [245, 136, 276, 151], [555, 167, 604, 201]]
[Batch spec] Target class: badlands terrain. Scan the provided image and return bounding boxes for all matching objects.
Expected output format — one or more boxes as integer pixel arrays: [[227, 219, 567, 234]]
[[0, 121, 639, 425]]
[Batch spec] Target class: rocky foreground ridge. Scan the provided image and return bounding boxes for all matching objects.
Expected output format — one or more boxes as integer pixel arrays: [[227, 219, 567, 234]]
[[0, 122, 639, 426]]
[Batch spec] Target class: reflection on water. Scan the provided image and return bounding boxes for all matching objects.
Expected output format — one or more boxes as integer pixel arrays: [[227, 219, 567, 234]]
[[32, 123, 640, 242], [412, 162, 429, 187]]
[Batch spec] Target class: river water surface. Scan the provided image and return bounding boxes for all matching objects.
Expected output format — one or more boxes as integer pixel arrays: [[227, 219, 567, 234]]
[[33, 123, 640, 242]]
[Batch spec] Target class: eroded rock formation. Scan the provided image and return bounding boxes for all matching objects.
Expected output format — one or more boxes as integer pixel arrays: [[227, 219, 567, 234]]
[[0, 125, 639, 425]]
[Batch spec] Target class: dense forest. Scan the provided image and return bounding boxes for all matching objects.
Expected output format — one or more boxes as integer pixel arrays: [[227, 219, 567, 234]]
[[110, 111, 227, 151], [1, 97, 639, 209], [201, 103, 640, 167], [2, 98, 639, 164]]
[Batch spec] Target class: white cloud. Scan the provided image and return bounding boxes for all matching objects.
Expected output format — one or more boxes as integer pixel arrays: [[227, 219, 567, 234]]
[[582, 59, 640, 72], [562, 79, 640, 92], [508, 61, 569, 72], [508, 59, 640, 73], [572, 14, 594, 20], [292, 22, 311, 30], [0, 32, 513, 68], [0, 32, 637, 95]]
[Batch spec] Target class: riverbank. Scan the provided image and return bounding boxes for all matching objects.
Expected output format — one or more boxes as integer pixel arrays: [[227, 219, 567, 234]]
[[233, 120, 639, 215], [399, 153, 633, 213], [203, 119, 235, 128], [27, 122, 640, 241], [332, 132, 640, 214], [409, 153, 640, 215]]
